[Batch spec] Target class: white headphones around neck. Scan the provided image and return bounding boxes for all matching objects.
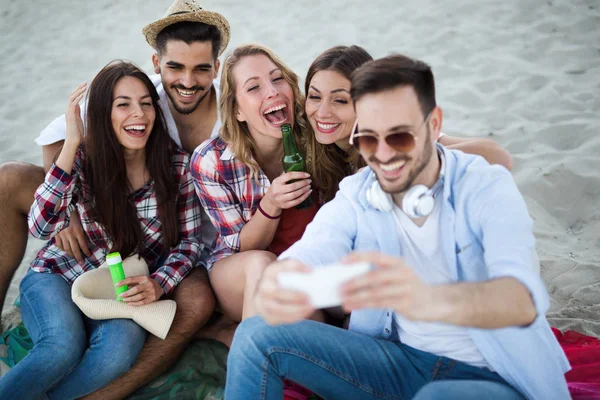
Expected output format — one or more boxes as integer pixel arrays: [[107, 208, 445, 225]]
[[366, 150, 445, 218]]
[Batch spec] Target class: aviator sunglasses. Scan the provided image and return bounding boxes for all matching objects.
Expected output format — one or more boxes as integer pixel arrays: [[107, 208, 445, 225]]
[[349, 112, 432, 154]]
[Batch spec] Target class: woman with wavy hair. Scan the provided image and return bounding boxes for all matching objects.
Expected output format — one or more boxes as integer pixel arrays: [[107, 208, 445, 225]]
[[0, 61, 203, 399], [192, 44, 318, 322]]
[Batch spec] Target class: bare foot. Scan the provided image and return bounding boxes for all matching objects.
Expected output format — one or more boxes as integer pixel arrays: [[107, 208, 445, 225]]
[[195, 313, 239, 348]]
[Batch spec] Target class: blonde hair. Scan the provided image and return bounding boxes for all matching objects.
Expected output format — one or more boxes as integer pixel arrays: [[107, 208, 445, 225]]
[[219, 44, 310, 180]]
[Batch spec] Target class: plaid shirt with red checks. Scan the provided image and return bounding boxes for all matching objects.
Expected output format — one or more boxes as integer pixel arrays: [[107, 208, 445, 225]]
[[28, 147, 203, 295], [191, 136, 271, 269]]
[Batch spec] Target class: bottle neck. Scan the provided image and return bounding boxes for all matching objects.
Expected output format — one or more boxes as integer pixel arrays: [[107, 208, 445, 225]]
[[281, 126, 299, 155]]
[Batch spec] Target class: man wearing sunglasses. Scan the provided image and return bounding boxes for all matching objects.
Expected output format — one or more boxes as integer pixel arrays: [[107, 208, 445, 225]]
[[224, 54, 570, 400]]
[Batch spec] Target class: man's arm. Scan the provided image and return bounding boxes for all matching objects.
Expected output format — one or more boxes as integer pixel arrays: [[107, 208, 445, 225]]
[[428, 277, 536, 327], [439, 135, 513, 171], [254, 184, 360, 325], [342, 167, 546, 329], [341, 253, 537, 328]]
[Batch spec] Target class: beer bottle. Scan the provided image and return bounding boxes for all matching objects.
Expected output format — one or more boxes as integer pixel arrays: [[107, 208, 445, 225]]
[[281, 123, 313, 210]]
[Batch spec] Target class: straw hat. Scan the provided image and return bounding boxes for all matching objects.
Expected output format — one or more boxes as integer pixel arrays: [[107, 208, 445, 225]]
[[72, 256, 177, 340], [142, 0, 230, 56]]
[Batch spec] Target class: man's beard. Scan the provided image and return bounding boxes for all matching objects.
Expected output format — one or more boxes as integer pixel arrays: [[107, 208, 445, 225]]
[[166, 85, 211, 115], [373, 126, 433, 195]]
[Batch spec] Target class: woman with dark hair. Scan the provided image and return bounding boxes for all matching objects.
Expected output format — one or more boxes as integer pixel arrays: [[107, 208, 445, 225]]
[[0, 61, 203, 399], [304, 45, 513, 203]]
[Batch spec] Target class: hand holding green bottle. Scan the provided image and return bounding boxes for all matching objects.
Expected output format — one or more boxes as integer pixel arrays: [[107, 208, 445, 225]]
[[280, 123, 314, 210], [261, 171, 312, 216], [106, 252, 128, 301]]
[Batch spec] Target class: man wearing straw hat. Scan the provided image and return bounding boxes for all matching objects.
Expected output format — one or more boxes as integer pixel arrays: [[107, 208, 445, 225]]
[[0, 1, 233, 398]]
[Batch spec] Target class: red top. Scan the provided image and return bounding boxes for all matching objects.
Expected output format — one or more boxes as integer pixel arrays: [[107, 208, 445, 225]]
[[267, 193, 320, 256]]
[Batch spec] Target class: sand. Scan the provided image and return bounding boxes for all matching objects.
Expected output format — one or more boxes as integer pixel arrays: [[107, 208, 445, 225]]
[[0, 0, 598, 342]]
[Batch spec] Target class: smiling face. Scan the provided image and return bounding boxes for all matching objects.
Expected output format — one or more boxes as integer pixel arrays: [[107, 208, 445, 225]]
[[233, 54, 295, 140], [111, 76, 156, 151], [355, 85, 439, 194], [153, 40, 219, 115], [305, 69, 355, 148]]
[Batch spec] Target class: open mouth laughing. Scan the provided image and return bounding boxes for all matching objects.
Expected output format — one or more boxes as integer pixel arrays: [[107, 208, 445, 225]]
[[123, 124, 148, 138], [176, 88, 197, 98], [262, 103, 290, 127], [378, 159, 407, 179], [172, 85, 203, 104]]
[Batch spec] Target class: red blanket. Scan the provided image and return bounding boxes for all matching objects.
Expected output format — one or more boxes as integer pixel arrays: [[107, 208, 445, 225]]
[[552, 327, 600, 399]]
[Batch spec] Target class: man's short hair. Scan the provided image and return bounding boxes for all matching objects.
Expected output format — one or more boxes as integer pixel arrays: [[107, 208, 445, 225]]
[[350, 54, 436, 117], [156, 21, 221, 61]]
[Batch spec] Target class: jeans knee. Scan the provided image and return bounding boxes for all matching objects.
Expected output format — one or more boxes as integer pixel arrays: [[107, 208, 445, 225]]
[[96, 320, 146, 372], [41, 330, 87, 372], [229, 316, 271, 360]]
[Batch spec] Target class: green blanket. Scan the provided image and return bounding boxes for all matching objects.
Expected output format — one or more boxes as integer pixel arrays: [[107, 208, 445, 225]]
[[129, 339, 228, 400], [1, 307, 228, 400]]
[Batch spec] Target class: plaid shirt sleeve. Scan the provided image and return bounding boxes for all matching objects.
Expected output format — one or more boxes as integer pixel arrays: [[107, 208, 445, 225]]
[[150, 152, 203, 295], [191, 142, 249, 253], [28, 150, 82, 240]]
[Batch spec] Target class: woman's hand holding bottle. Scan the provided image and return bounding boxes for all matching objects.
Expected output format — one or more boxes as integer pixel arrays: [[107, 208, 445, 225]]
[[260, 172, 312, 216]]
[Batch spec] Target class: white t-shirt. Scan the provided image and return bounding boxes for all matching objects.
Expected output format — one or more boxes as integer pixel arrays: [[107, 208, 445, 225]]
[[392, 197, 491, 369], [34, 74, 221, 251]]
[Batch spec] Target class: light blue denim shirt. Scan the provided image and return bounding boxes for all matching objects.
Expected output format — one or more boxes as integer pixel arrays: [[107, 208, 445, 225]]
[[280, 144, 570, 400]]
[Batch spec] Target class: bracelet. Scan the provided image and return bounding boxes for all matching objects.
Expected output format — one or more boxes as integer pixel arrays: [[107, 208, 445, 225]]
[[257, 202, 282, 220]]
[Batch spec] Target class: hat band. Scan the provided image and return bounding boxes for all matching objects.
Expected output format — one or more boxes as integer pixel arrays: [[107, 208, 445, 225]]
[[169, 9, 202, 16]]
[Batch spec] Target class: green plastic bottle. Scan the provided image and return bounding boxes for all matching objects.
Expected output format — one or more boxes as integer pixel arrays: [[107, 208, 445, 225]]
[[281, 123, 313, 210], [106, 252, 128, 301]]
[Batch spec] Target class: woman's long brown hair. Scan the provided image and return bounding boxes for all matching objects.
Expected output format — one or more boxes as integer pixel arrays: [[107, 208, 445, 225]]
[[84, 60, 179, 257], [303, 45, 372, 202]]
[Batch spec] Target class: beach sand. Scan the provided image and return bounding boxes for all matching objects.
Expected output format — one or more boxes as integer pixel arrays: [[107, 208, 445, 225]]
[[1, 0, 598, 341]]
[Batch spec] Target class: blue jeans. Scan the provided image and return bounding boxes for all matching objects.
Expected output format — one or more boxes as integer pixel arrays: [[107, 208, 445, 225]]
[[0, 269, 146, 400], [226, 317, 525, 400]]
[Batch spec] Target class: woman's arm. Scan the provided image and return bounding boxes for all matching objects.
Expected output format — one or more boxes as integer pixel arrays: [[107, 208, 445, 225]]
[[190, 146, 281, 254], [236, 194, 281, 252], [43, 141, 65, 173], [438, 135, 513, 171], [29, 84, 87, 240], [56, 82, 86, 174], [237, 171, 311, 251], [28, 151, 82, 240]]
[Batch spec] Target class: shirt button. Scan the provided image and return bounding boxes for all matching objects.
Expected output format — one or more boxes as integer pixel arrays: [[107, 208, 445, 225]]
[[385, 328, 390, 333], [387, 312, 390, 317]]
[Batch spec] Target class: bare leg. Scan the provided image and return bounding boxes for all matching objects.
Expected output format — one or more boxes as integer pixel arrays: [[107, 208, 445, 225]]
[[81, 267, 216, 400], [0, 162, 44, 318], [209, 250, 277, 322], [194, 312, 239, 348], [199, 251, 325, 348]]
